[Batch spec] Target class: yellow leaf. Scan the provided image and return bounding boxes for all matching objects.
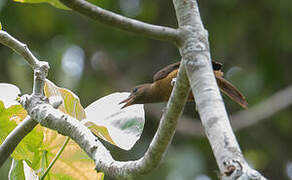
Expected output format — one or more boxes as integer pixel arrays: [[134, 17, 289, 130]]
[[97, 172, 104, 180], [51, 139, 101, 180], [44, 79, 85, 120], [83, 122, 116, 146], [42, 80, 101, 179], [40, 127, 102, 179], [9, 106, 27, 124]]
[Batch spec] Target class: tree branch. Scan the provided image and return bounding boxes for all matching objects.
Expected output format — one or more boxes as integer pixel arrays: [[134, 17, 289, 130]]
[[0, 29, 191, 178], [231, 85, 292, 130], [0, 116, 37, 167], [172, 0, 267, 179], [0, 0, 271, 176], [0, 31, 39, 69], [59, 0, 180, 44], [17, 62, 190, 179], [178, 85, 292, 137], [91, 51, 289, 139], [0, 30, 49, 167]]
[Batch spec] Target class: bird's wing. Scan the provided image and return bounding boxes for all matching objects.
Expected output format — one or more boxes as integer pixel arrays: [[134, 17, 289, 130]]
[[153, 61, 223, 82], [153, 62, 180, 82]]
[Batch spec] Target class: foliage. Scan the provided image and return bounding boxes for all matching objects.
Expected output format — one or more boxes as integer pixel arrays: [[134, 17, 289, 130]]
[[13, 0, 69, 10], [44, 79, 145, 150], [1, 81, 144, 179], [9, 160, 38, 180], [84, 92, 145, 150], [44, 79, 86, 120], [0, 0, 292, 179], [0, 84, 43, 165]]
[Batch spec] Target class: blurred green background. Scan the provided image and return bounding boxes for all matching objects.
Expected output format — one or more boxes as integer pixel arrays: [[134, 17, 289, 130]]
[[0, 0, 292, 179]]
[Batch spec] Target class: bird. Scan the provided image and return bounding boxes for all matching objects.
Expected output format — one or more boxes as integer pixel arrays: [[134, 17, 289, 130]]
[[120, 61, 248, 109]]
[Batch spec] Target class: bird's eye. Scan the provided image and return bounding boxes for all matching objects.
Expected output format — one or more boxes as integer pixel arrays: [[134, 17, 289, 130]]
[[132, 88, 138, 93]]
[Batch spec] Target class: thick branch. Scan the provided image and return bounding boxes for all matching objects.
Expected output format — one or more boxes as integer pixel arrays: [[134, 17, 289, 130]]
[[172, 0, 266, 179], [135, 66, 190, 173], [20, 63, 190, 179], [59, 0, 180, 43], [0, 116, 37, 167], [0, 28, 190, 179], [93, 55, 284, 137]]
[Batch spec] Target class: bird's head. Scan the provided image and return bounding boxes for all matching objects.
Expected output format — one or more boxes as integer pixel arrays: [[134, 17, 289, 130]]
[[119, 84, 152, 109]]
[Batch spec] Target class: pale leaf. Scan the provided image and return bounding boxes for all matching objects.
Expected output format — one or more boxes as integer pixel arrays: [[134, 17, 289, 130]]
[[83, 92, 145, 150], [0, 83, 20, 108]]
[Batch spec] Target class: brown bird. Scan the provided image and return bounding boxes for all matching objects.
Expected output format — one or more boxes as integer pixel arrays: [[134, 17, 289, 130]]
[[120, 61, 248, 109]]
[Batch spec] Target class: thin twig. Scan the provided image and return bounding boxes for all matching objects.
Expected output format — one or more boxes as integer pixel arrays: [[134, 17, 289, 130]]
[[177, 85, 292, 136], [0, 31, 39, 69], [59, 0, 180, 44], [232, 85, 292, 130]]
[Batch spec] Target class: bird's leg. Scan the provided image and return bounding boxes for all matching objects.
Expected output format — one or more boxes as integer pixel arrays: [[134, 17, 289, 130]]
[[171, 77, 177, 86]]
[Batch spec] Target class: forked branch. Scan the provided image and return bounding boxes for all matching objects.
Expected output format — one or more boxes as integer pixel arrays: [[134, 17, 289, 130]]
[[172, 0, 267, 179], [0, 29, 190, 179]]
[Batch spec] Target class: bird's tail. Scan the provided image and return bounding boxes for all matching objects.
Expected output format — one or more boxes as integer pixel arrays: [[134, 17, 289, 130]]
[[216, 76, 248, 109]]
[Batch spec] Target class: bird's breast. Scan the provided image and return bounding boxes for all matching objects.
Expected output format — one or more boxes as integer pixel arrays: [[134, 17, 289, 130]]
[[153, 69, 194, 102], [153, 70, 178, 101]]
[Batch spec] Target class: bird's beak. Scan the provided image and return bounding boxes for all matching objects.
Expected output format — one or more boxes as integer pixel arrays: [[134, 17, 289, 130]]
[[119, 95, 135, 109]]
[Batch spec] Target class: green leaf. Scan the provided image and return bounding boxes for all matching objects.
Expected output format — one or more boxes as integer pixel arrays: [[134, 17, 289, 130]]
[[44, 79, 86, 120], [12, 127, 43, 161], [0, 101, 5, 114], [31, 150, 41, 170], [0, 22, 2, 30], [40, 150, 48, 177], [9, 159, 39, 180], [0, 101, 43, 166], [23, 160, 39, 179], [83, 92, 145, 150], [0, 83, 43, 172], [9, 159, 25, 180], [13, 0, 70, 10]]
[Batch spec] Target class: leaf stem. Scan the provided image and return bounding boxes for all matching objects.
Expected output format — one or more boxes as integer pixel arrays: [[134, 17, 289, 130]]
[[40, 150, 47, 175], [40, 137, 70, 180]]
